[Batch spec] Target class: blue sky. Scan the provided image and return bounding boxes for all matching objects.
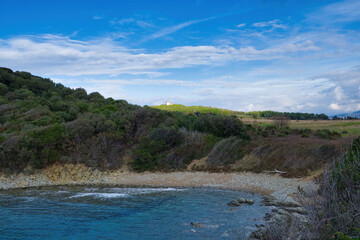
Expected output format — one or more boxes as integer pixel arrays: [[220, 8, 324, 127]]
[[1, 0, 360, 114]]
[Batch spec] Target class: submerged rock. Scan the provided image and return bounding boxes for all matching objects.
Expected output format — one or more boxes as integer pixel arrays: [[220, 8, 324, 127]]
[[190, 222, 219, 229], [190, 222, 204, 228], [220, 230, 230, 237], [227, 197, 254, 206]]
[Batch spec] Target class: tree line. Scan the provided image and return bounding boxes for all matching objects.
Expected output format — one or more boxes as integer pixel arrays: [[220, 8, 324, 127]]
[[247, 110, 329, 120]]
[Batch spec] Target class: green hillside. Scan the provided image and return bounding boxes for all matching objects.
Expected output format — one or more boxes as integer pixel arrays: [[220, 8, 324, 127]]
[[152, 104, 238, 116], [0, 67, 351, 177], [152, 104, 329, 120], [0, 67, 248, 173]]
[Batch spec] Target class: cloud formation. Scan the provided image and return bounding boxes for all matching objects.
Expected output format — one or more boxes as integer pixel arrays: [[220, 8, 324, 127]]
[[143, 16, 217, 41], [0, 34, 320, 76], [111, 17, 153, 28], [93, 15, 103, 20], [308, 0, 360, 23], [252, 19, 286, 29]]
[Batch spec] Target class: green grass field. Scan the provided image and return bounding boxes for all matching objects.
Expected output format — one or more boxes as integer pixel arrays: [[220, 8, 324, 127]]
[[243, 118, 360, 137], [152, 104, 360, 137], [289, 120, 360, 137], [152, 104, 238, 116]]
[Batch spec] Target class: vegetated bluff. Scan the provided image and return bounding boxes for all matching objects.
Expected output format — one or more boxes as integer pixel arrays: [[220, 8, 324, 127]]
[[0, 67, 348, 176]]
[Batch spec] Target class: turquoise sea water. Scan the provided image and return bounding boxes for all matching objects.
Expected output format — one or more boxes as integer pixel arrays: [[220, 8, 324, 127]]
[[0, 186, 270, 239]]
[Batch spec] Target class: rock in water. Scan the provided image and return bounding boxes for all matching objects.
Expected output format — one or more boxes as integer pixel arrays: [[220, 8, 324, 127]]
[[227, 198, 254, 206], [190, 222, 204, 228]]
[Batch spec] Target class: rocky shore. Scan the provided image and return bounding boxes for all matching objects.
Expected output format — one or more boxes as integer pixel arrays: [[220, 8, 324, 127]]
[[0, 163, 316, 239]]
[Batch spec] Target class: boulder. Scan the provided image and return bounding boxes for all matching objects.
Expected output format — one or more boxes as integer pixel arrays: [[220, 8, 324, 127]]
[[283, 207, 307, 215], [262, 196, 301, 208]]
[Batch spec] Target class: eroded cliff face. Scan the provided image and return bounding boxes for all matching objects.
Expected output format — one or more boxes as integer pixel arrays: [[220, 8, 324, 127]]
[[0, 164, 115, 189]]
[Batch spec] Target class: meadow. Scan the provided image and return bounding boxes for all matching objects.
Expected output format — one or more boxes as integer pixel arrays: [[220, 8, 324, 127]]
[[242, 118, 360, 137]]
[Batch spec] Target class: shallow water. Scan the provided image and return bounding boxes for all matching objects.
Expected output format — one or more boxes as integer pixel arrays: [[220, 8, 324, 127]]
[[0, 186, 270, 239]]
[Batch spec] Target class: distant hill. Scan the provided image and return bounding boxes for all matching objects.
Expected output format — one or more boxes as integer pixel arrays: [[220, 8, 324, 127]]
[[331, 111, 360, 119]]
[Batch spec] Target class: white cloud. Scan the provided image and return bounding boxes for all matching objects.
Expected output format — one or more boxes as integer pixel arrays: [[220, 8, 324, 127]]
[[252, 19, 286, 29], [144, 16, 216, 41], [329, 103, 341, 110], [315, 66, 360, 106], [334, 86, 344, 101], [93, 15, 103, 20], [0, 34, 320, 77], [246, 104, 255, 111], [236, 23, 246, 28], [308, 0, 360, 23], [42, 64, 360, 114], [111, 18, 153, 28]]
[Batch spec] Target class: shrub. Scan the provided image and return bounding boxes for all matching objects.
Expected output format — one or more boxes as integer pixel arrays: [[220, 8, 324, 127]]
[[148, 127, 180, 146], [131, 138, 168, 172], [76, 102, 89, 113], [0, 82, 8, 95], [261, 130, 269, 137], [315, 129, 341, 140], [300, 128, 313, 134], [301, 137, 360, 239], [272, 115, 289, 130], [193, 114, 248, 139], [301, 133, 309, 138], [206, 137, 249, 166], [158, 128, 220, 170]]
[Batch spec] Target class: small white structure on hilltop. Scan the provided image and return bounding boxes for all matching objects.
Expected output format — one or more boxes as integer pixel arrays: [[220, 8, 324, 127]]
[[166, 101, 174, 106]]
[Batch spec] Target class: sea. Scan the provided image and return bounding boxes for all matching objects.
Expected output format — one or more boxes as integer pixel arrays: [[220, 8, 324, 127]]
[[0, 186, 271, 239]]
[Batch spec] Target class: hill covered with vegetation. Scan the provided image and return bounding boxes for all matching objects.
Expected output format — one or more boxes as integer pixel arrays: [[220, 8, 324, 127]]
[[152, 104, 329, 120], [0, 67, 249, 173], [0, 67, 351, 176], [152, 104, 237, 116]]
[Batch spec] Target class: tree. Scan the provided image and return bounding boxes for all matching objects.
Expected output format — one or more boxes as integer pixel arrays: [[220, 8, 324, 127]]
[[0, 83, 8, 95], [272, 115, 289, 130]]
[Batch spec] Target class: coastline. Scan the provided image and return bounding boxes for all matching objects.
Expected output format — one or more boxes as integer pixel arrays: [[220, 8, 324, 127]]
[[0, 163, 315, 202], [0, 164, 315, 239]]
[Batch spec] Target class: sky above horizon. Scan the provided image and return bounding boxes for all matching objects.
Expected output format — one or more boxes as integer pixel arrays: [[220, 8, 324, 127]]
[[1, 0, 360, 114]]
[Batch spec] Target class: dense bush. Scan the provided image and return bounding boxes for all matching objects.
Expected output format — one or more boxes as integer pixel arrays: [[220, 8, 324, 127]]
[[206, 137, 249, 166], [158, 128, 220, 170], [193, 114, 248, 139], [131, 138, 168, 172], [301, 137, 360, 239], [315, 129, 342, 140]]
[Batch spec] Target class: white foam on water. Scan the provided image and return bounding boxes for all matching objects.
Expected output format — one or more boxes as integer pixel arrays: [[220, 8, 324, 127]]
[[109, 187, 186, 195], [84, 187, 99, 192], [69, 192, 129, 199], [55, 190, 68, 194], [22, 196, 38, 202]]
